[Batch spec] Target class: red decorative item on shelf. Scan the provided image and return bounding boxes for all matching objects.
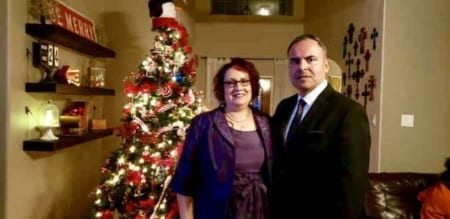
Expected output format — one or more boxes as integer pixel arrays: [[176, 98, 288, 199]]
[[59, 101, 87, 135]]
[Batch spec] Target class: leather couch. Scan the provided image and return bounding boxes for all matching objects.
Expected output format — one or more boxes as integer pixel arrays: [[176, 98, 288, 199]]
[[361, 172, 440, 219]]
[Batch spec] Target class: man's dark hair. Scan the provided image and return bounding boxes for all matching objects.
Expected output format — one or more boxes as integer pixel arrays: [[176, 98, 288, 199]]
[[287, 34, 328, 56]]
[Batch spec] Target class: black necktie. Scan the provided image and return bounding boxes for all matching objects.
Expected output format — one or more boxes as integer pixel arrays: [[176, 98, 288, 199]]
[[285, 99, 306, 143]]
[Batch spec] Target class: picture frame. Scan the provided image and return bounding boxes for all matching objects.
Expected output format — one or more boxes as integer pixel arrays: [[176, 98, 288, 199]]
[[88, 67, 106, 88]]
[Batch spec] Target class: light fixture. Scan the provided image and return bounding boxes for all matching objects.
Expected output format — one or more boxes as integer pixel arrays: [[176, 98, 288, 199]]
[[39, 100, 60, 141], [256, 5, 271, 16], [260, 79, 271, 91]]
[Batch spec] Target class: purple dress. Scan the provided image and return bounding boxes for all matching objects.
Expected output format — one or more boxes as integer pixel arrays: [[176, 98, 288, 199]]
[[229, 128, 269, 219]]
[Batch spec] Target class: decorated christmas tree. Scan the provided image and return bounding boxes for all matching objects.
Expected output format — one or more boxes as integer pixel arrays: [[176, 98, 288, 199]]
[[92, 1, 202, 218]]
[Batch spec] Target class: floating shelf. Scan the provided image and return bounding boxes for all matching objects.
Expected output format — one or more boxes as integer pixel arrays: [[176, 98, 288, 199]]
[[23, 129, 114, 151], [26, 23, 115, 58], [25, 83, 115, 96]]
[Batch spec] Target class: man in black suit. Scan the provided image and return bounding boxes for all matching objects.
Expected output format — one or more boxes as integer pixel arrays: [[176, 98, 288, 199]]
[[271, 34, 371, 219]]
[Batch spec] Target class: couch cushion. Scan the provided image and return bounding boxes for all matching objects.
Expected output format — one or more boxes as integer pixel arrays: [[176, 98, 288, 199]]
[[364, 173, 439, 219]]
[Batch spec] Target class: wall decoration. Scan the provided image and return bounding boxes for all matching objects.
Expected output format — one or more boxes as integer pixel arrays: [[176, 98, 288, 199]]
[[370, 28, 379, 50], [345, 52, 354, 77], [361, 84, 370, 109], [342, 71, 347, 86], [49, 0, 96, 42], [353, 41, 359, 56], [60, 101, 88, 135], [358, 27, 367, 54], [88, 67, 106, 88], [66, 68, 81, 86], [53, 65, 69, 83], [346, 84, 353, 97], [28, 0, 56, 24], [340, 23, 379, 109], [368, 75, 376, 101], [355, 58, 361, 74], [343, 36, 348, 59], [347, 23, 355, 43], [364, 49, 371, 72]]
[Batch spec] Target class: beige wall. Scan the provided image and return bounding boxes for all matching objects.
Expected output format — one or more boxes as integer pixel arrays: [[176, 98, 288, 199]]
[[382, 0, 450, 172], [194, 21, 303, 110], [305, 0, 450, 173], [195, 22, 303, 58], [304, 0, 384, 172], [1, 0, 7, 218], [5, 0, 117, 218]]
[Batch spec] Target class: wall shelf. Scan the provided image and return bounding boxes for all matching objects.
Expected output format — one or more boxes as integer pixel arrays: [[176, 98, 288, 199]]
[[23, 129, 114, 151], [26, 23, 115, 58], [25, 83, 115, 96]]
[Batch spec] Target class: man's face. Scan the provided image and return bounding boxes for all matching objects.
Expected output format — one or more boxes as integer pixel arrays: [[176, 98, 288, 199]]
[[288, 39, 329, 96]]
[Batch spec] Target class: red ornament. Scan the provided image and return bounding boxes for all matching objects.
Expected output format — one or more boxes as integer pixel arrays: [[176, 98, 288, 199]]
[[100, 210, 114, 219], [157, 85, 172, 97], [122, 107, 131, 116], [118, 123, 139, 138], [139, 198, 156, 208], [134, 214, 146, 219], [124, 82, 138, 95], [152, 17, 179, 30], [139, 82, 158, 94], [184, 45, 192, 53], [126, 170, 143, 185], [125, 200, 137, 214], [139, 132, 158, 145]]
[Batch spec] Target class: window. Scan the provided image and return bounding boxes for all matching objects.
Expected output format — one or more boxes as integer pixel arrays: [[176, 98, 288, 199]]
[[211, 0, 293, 16]]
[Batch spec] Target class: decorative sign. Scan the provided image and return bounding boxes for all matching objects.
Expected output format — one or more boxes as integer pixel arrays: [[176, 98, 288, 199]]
[[49, 0, 96, 42], [67, 68, 81, 86]]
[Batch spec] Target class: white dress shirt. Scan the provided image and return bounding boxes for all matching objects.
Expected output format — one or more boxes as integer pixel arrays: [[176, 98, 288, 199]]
[[283, 80, 328, 141]]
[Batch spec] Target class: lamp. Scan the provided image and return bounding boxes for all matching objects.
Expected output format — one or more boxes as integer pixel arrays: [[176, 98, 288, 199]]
[[256, 5, 270, 16], [39, 100, 60, 140]]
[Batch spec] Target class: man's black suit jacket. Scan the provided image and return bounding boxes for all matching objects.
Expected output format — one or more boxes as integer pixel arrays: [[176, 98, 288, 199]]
[[271, 85, 370, 219]]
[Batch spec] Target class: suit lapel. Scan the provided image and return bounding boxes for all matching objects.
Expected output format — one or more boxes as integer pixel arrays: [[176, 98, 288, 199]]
[[298, 85, 334, 130]]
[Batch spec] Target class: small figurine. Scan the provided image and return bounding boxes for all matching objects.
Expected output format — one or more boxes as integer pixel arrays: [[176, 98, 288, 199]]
[[148, 0, 176, 18]]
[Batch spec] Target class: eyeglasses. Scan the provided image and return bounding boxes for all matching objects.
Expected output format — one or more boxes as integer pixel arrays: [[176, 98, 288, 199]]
[[223, 79, 251, 88]]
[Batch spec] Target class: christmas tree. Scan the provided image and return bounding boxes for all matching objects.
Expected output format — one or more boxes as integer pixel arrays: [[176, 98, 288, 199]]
[[92, 1, 202, 218]]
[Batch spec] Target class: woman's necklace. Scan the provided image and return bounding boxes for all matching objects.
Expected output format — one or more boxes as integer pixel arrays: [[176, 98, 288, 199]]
[[225, 111, 248, 122], [225, 109, 252, 130]]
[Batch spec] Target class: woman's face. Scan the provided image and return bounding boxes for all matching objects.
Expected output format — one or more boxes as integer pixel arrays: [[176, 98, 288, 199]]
[[223, 67, 252, 110]]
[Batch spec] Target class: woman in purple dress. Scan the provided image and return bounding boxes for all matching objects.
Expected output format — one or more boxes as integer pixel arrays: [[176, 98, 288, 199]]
[[170, 58, 272, 219]]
